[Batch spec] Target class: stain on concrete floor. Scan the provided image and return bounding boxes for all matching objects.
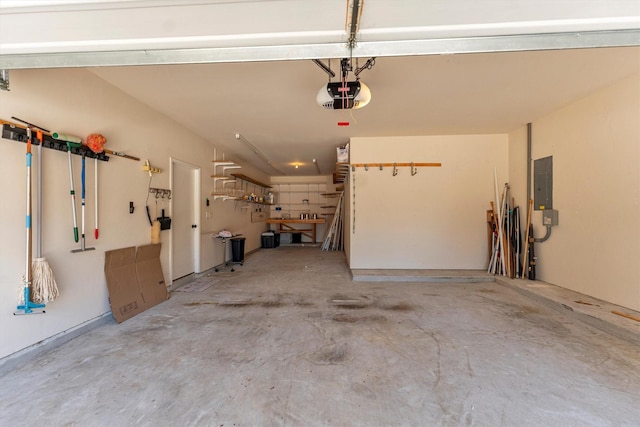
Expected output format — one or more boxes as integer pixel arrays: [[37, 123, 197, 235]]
[[1, 247, 640, 426]]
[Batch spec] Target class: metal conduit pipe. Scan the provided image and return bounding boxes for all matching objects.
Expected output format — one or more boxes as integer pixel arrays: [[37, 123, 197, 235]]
[[535, 225, 552, 242], [526, 123, 532, 203]]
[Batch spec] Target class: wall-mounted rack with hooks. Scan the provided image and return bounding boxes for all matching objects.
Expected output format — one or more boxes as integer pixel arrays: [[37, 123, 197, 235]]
[[142, 160, 162, 174], [149, 188, 171, 199], [349, 162, 442, 177], [2, 124, 110, 161], [350, 162, 442, 170]]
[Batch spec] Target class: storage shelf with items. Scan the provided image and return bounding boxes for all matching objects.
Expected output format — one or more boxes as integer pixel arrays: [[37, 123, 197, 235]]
[[229, 173, 274, 206], [211, 160, 241, 200], [270, 183, 328, 219], [333, 162, 349, 184]]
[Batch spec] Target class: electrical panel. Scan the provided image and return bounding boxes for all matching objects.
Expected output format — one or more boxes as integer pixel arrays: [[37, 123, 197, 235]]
[[534, 156, 553, 211]]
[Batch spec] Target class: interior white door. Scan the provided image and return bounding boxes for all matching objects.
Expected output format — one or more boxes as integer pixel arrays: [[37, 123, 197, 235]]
[[172, 160, 197, 280]]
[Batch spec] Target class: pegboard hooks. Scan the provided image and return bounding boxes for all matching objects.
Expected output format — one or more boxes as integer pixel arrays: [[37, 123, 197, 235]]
[[411, 162, 417, 176], [392, 163, 399, 176]]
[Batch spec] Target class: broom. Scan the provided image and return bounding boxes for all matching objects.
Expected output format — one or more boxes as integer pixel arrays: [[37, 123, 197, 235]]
[[32, 128, 59, 303]]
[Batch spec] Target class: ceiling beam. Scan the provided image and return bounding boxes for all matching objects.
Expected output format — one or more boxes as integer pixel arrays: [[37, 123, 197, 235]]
[[1, 29, 638, 70]]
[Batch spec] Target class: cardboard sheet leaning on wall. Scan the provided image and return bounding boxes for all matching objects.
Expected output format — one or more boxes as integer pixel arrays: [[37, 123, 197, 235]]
[[104, 244, 168, 323]]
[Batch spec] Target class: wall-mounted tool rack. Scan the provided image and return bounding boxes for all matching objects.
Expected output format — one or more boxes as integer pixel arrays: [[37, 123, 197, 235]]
[[350, 162, 442, 170], [2, 124, 109, 161], [149, 188, 171, 199], [350, 162, 441, 176]]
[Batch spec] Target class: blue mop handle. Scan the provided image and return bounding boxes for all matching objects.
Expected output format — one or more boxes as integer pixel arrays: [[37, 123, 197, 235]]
[[81, 155, 86, 200]]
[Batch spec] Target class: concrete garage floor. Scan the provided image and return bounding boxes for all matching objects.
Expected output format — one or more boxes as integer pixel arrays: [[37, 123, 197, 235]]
[[1, 247, 640, 426]]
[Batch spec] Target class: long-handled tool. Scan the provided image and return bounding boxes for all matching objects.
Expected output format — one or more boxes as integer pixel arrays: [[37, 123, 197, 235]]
[[72, 152, 95, 253], [95, 157, 99, 239], [85, 133, 107, 240], [15, 127, 46, 315], [32, 128, 59, 303], [521, 199, 533, 279], [66, 141, 80, 243], [51, 132, 83, 243]]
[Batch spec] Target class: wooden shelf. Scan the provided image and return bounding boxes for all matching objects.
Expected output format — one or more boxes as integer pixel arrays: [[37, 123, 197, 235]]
[[272, 190, 320, 194], [231, 173, 271, 188], [334, 162, 349, 184], [235, 199, 274, 206]]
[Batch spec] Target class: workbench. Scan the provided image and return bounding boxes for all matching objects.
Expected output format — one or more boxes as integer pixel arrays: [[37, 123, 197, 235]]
[[266, 218, 326, 243]]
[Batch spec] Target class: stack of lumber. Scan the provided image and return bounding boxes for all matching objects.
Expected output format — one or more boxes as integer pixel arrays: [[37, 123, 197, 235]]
[[322, 191, 344, 251]]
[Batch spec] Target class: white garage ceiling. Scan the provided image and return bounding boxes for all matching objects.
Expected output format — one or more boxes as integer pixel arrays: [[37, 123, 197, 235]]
[[1, 0, 639, 176], [88, 47, 640, 176]]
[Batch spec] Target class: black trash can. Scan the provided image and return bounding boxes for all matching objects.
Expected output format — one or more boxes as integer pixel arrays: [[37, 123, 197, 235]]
[[292, 232, 302, 243], [261, 232, 275, 248], [231, 237, 246, 262]]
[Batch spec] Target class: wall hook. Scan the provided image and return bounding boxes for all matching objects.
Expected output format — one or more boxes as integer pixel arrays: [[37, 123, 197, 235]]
[[150, 188, 171, 200], [392, 163, 398, 176], [411, 162, 417, 176], [365, 164, 369, 171], [379, 164, 383, 171]]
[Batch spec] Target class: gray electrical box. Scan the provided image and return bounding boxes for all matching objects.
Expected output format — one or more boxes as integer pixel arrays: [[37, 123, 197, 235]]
[[534, 156, 553, 211], [542, 209, 559, 226]]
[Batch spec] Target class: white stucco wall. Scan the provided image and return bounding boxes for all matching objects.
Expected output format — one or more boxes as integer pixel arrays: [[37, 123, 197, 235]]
[[348, 134, 509, 269], [0, 68, 268, 359], [509, 73, 640, 311]]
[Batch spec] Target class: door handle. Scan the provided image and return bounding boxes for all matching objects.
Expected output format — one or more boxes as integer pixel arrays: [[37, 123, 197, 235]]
[[191, 224, 197, 228]]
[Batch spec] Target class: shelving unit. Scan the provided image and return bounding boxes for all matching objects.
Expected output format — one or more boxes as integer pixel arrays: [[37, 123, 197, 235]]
[[230, 173, 274, 207], [211, 160, 241, 200], [319, 192, 340, 217], [334, 162, 349, 184], [270, 183, 337, 220]]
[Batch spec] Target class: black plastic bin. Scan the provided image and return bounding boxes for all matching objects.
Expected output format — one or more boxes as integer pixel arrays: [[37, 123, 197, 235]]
[[231, 237, 246, 263], [292, 232, 302, 244], [261, 232, 280, 248]]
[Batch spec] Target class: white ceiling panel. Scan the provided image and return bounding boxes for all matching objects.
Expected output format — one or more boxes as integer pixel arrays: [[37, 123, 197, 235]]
[[1, 0, 639, 176]]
